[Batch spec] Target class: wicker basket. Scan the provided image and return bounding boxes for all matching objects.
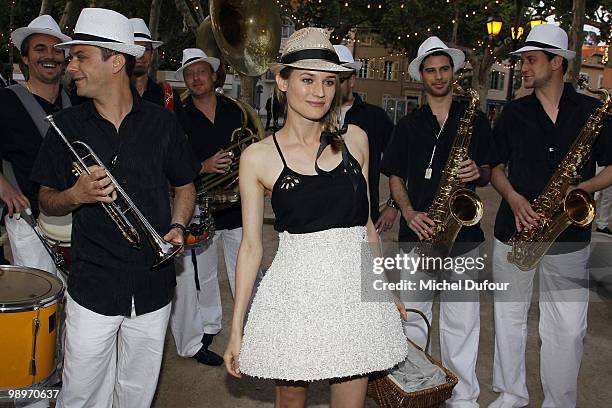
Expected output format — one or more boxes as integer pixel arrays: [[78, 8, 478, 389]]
[[367, 309, 459, 408]]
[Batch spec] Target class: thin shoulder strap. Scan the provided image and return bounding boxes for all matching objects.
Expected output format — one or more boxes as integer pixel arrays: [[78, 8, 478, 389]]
[[272, 133, 287, 167]]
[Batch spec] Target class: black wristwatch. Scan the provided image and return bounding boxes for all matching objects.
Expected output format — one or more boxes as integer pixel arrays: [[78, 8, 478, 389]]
[[386, 198, 399, 210], [169, 223, 187, 234]]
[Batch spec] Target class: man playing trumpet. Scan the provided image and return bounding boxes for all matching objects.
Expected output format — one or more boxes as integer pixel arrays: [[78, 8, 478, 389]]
[[31, 8, 198, 407]]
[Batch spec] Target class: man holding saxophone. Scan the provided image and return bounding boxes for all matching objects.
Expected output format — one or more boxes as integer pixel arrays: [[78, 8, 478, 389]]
[[380, 36, 491, 408], [486, 25, 612, 408], [30, 9, 198, 408]]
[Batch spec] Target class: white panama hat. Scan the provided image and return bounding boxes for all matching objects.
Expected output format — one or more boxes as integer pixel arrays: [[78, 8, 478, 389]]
[[408, 36, 465, 81], [11, 15, 71, 51], [511, 24, 575, 60], [130, 18, 163, 49], [333, 44, 363, 72], [55, 8, 145, 58], [175, 48, 221, 80], [269, 28, 352, 74]]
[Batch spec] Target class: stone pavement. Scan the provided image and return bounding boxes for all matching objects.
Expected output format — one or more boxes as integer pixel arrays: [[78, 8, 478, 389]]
[[152, 180, 612, 407]]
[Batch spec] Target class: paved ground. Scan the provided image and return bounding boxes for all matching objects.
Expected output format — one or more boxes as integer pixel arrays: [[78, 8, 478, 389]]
[[152, 179, 612, 407]]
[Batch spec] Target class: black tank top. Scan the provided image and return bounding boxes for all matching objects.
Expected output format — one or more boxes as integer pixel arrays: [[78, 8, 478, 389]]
[[271, 133, 369, 234]]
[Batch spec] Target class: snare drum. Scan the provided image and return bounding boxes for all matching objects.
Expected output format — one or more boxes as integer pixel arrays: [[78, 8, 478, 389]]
[[38, 213, 72, 274], [0, 266, 64, 389]]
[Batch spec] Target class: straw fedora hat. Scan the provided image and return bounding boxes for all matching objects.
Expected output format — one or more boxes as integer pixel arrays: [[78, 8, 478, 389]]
[[333, 44, 363, 72], [175, 48, 221, 80], [408, 36, 465, 81], [55, 8, 144, 58], [11, 15, 71, 51], [130, 18, 163, 49], [269, 28, 352, 74], [511, 24, 575, 60]]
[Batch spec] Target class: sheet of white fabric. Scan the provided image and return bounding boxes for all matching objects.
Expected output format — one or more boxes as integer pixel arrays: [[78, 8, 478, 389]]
[[388, 342, 447, 392], [56, 295, 170, 408], [490, 239, 589, 408], [5, 214, 58, 277]]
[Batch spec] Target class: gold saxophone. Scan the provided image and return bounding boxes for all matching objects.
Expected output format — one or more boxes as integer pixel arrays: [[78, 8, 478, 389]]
[[415, 81, 484, 259], [507, 86, 612, 271]]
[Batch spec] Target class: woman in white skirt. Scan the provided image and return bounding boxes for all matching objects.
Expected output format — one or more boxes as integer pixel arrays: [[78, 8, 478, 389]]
[[224, 27, 409, 407]]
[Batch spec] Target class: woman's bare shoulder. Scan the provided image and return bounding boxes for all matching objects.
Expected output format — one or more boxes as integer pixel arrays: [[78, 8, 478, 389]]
[[342, 124, 368, 154], [240, 135, 279, 168]]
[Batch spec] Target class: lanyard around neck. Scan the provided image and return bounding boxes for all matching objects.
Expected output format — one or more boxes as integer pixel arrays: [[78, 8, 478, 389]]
[[424, 114, 449, 179]]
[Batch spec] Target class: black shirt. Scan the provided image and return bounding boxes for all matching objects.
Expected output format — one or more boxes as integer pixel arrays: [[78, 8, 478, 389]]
[[0, 86, 65, 217], [271, 134, 369, 233], [344, 93, 394, 222], [141, 76, 183, 116], [486, 83, 612, 250], [178, 95, 242, 230], [381, 101, 491, 255], [30, 89, 200, 316]]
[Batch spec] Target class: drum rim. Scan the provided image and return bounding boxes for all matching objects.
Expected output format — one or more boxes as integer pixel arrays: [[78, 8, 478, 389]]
[[0, 265, 65, 312]]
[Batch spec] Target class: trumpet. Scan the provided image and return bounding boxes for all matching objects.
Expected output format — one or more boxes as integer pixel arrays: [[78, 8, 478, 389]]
[[45, 115, 182, 269]]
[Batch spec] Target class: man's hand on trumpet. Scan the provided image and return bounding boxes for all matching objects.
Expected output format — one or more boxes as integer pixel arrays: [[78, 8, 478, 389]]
[[69, 165, 117, 204]]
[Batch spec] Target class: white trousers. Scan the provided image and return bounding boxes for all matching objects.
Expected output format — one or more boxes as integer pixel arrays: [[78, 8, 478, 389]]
[[5, 214, 57, 276], [491, 239, 589, 408], [400, 248, 480, 408], [595, 184, 612, 229], [170, 227, 242, 357], [57, 295, 170, 408]]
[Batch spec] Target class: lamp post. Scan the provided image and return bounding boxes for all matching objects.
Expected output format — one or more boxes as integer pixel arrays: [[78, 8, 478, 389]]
[[505, 23, 524, 101]]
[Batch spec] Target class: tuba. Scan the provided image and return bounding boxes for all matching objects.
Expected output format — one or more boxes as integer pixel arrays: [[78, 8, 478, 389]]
[[415, 80, 484, 260], [194, 0, 278, 205], [183, 0, 280, 245], [507, 86, 611, 271]]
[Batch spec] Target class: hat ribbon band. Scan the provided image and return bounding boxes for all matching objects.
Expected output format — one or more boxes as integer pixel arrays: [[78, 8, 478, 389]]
[[523, 41, 561, 50], [280, 49, 340, 65], [135, 32, 152, 40], [184, 56, 206, 66], [72, 33, 122, 43]]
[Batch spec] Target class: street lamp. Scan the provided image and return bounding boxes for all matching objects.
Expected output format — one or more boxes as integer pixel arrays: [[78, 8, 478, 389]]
[[530, 15, 546, 29], [511, 26, 524, 41], [506, 24, 524, 101], [487, 16, 503, 38]]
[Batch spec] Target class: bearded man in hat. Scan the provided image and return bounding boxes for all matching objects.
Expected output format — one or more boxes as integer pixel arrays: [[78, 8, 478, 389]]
[[486, 24, 612, 408], [30, 8, 199, 407], [169, 48, 261, 367], [129, 18, 181, 112], [380, 36, 491, 408], [0, 15, 71, 274], [333, 44, 396, 231]]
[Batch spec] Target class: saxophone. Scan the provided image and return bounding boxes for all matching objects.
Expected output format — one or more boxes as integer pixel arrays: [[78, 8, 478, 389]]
[[507, 86, 612, 271], [415, 81, 484, 259]]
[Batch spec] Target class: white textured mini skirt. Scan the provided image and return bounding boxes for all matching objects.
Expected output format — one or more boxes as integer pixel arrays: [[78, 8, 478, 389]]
[[239, 226, 409, 381]]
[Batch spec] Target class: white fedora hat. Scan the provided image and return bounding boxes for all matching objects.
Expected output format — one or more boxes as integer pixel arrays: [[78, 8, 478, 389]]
[[408, 36, 465, 81], [511, 24, 575, 60], [333, 44, 363, 72], [130, 18, 163, 49], [55, 8, 144, 58], [269, 28, 352, 74], [11, 15, 72, 51], [175, 48, 221, 80]]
